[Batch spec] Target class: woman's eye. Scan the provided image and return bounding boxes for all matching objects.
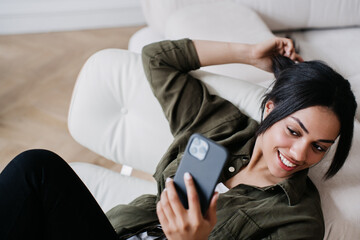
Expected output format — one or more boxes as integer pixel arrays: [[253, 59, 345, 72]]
[[313, 144, 326, 152], [287, 127, 298, 136]]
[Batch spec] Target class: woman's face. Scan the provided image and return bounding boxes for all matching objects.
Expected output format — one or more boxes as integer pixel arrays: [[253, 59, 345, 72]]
[[260, 103, 340, 179]]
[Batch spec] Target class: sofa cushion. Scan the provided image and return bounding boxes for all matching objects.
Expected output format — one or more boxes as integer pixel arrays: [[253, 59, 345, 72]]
[[164, 1, 275, 86], [233, 0, 360, 31], [127, 27, 165, 54], [70, 162, 157, 212], [68, 49, 174, 174], [165, 2, 272, 43]]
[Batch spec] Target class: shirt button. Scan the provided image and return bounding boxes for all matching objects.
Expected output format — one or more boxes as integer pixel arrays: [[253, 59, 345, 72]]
[[228, 166, 235, 173]]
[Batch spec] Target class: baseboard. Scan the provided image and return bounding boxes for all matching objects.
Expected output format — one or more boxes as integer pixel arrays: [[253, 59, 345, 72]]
[[0, 0, 146, 34]]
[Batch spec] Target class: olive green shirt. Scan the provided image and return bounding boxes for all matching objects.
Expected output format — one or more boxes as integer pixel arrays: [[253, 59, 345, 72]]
[[106, 39, 325, 239]]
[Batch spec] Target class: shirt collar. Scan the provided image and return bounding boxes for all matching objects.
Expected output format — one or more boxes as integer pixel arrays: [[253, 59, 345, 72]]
[[276, 168, 309, 206], [238, 135, 309, 206]]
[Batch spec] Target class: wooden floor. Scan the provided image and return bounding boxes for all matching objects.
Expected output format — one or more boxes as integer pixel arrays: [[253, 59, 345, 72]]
[[0, 26, 144, 173]]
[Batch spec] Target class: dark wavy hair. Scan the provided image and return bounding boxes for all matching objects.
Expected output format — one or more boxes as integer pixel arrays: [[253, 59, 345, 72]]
[[256, 55, 357, 179]]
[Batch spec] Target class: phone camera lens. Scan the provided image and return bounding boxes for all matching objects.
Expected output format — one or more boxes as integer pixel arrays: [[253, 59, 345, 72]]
[[199, 146, 206, 154], [193, 138, 200, 146], [190, 147, 198, 155]]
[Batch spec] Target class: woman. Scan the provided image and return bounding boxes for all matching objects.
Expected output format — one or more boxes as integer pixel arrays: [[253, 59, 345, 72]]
[[0, 37, 357, 240]]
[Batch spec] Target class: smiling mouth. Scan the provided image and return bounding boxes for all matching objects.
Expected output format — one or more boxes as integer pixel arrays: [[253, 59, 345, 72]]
[[278, 151, 297, 170]]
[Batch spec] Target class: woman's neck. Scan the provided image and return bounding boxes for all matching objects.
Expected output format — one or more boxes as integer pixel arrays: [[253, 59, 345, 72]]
[[225, 138, 284, 189]]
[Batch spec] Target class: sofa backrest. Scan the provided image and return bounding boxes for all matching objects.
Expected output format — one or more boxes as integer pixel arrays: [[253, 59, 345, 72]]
[[141, 0, 360, 34], [144, 0, 360, 121]]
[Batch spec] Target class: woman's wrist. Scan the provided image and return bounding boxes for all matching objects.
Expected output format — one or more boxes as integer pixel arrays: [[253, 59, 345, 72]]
[[193, 40, 254, 67], [230, 42, 254, 66]]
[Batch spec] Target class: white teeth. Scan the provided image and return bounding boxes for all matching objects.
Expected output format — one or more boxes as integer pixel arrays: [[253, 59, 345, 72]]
[[279, 152, 296, 168]]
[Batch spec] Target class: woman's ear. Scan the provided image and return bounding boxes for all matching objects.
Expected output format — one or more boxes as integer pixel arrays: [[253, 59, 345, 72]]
[[264, 100, 275, 118]]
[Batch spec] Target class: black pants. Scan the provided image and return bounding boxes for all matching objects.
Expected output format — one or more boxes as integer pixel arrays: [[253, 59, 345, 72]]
[[0, 149, 118, 240]]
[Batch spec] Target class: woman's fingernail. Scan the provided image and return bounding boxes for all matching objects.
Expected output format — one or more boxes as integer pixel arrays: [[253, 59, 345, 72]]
[[184, 172, 191, 180], [166, 177, 172, 183]]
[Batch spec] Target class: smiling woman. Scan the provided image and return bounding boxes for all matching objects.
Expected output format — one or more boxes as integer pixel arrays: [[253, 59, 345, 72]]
[[0, 37, 357, 240], [134, 38, 357, 239], [256, 55, 357, 179]]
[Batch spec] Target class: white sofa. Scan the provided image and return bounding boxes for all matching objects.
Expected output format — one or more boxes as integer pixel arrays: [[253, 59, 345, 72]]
[[68, 0, 360, 239]]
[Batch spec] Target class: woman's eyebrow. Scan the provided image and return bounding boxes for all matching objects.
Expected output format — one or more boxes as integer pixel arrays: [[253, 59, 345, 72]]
[[291, 117, 336, 143], [291, 117, 309, 134]]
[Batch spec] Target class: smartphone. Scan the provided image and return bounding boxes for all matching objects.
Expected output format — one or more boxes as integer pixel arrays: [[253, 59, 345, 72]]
[[173, 133, 228, 215]]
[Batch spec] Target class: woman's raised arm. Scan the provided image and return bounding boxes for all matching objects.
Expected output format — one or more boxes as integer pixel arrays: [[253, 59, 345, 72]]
[[193, 37, 303, 72]]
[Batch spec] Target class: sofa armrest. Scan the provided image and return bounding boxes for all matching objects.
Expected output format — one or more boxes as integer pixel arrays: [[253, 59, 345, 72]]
[[68, 49, 174, 174]]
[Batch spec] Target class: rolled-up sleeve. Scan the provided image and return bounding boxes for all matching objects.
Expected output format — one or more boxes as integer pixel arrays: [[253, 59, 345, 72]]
[[142, 39, 203, 136]]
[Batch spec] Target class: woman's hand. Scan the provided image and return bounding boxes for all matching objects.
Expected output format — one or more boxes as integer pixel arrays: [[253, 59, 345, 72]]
[[157, 173, 218, 240], [250, 37, 304, 72]]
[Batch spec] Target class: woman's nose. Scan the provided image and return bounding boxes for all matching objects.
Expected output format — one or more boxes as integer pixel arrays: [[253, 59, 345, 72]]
[[290, 140, 308, 162]]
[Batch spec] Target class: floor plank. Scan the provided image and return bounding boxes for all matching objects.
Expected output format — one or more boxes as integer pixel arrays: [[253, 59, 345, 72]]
[[0, 26, 144, 172]]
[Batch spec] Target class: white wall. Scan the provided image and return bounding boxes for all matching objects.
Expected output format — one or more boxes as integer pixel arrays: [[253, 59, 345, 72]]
[[0, 0, 145, 34]]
